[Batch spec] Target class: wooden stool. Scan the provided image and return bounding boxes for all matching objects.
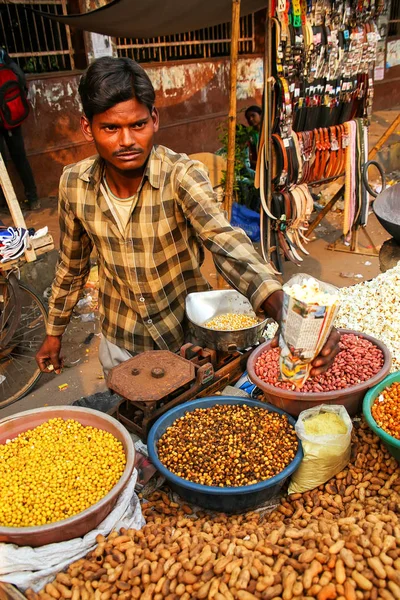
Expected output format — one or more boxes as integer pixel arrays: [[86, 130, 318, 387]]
[[379, 238, 400, 273]]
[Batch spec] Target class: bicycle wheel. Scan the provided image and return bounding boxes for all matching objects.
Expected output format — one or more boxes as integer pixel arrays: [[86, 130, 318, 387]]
[[0, 282, 48, 408], [0, 273, 21, 348]]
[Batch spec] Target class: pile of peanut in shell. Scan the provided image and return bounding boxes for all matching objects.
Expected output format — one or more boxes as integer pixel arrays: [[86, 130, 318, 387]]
[[29, 419, 400, 600]]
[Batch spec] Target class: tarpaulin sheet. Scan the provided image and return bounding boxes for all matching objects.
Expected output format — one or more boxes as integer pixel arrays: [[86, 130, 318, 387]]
[[29, 0, 268, 38]]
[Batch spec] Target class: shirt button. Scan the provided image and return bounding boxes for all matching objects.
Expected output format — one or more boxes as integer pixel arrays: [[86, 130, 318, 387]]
[[139, 297, 145, 302], [147, 319, 153, 324]]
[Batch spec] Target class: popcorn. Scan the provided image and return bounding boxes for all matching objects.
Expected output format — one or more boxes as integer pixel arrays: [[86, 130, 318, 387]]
[[335, 263, 400, 373], [264, 264, 400, 374], [284, 277, 339, 307]]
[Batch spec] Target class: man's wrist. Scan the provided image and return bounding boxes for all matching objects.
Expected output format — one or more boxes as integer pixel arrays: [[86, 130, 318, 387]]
[[261, 290, 284, 323]]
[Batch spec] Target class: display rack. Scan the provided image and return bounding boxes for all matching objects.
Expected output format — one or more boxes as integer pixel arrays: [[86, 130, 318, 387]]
[[307, 111, 400, 256], [259, 0, 386, 272]]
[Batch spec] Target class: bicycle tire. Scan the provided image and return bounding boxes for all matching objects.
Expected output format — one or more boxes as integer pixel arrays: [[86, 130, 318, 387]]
[[0, 282, 48, 409]]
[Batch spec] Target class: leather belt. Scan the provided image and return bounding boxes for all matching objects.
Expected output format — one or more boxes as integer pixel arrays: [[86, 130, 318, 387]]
[[272, 133, 289, 188]]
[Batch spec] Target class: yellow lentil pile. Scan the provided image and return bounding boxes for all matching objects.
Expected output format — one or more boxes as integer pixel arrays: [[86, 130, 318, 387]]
[[0, 418, 126, 527], [157, 404, 298, 487], [304, 412, 347, 436], [204, 313, 259, 331], [372, 381, 400, 440]]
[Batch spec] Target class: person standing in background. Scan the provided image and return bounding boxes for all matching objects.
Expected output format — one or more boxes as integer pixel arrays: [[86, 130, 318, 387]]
[[245, 105, 262, 170], [0, 48, 40, 211]]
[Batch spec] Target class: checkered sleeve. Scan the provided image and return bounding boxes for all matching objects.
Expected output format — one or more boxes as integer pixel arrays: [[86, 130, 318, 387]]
[[46, 184, 93, 337], [175, 161, 282, 312]]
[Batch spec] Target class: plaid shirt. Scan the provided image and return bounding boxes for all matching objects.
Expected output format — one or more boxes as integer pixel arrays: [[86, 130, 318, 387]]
[[47, 145, 281, 353]]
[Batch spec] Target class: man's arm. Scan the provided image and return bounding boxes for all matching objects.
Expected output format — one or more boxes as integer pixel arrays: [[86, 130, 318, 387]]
[[36, 185, 93, 372], [175, 160, 340, 374]]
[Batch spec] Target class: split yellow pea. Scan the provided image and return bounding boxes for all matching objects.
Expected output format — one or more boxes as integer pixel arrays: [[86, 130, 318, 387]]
[[0, 418, 126, 527]]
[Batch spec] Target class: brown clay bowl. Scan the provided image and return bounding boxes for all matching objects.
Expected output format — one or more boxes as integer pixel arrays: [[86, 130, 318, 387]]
[[0, 406, 135, 547]]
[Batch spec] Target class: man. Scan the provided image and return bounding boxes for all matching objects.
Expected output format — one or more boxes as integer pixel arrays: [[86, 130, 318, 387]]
[[0, 48, 40, 211], [36, 57, 338, 376], [244, 105, 262, 170]]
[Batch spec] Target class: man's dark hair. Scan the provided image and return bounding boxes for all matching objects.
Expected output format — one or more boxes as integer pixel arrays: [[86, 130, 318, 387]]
[[245, 105, 262, 118], [79, 57, 155, 121]]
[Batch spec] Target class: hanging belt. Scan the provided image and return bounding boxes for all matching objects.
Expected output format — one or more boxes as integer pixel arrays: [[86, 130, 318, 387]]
[[291, 130, 303, 184], [272, 133, 289, 188]]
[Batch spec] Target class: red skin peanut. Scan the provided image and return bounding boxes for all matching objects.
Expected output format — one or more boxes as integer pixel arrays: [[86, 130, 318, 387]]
[[254, 334, 384, 393]]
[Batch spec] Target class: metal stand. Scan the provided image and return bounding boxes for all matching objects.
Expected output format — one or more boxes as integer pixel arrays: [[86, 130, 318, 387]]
[[327, 227, 380, 257], [307, 112, 400, 251]]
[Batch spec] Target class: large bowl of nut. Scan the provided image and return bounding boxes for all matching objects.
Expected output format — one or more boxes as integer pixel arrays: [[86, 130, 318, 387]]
[[147, 396, 303, 513], [0, 406, 135, 547], [247, 329, 392, 417], [185, 290, 270, 352], [363, 372, 400, 462]]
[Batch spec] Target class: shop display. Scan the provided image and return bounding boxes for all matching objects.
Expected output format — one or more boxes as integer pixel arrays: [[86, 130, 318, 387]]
[[272, 1, 382, 134], [279, 275, 340, 388], [204, 313, 259, 331], [27, 420, 400, 600], [157, 404, 297, 487], [335, 263, 400, 372], [0, 418, 126, 528], [255, 333, 384, 392], [371, 381, 400, 440], [262, 0, 384, 272], [289, 405, 352, 494]]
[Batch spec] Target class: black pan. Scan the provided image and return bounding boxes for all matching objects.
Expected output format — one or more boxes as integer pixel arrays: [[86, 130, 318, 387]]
[[373, 182, 400, 243]]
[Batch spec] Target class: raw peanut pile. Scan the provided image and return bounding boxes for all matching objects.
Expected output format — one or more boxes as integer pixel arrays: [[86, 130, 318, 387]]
[[254, 334, 384, 393], [31, 420, 400, 600], [204, 314, 259, 331], [157, 404, 298, 487], [0, 419, 126, 527], [372, 382, 400, 440]]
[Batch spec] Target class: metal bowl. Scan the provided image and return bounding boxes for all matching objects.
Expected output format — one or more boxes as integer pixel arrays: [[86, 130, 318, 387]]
[[185, 290, 269, 352], [0, 406, 135, 547], [373, 183, 400, 243]]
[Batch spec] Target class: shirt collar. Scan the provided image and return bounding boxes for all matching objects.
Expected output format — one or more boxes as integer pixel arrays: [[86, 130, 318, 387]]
[[79, 145, 161, 190]]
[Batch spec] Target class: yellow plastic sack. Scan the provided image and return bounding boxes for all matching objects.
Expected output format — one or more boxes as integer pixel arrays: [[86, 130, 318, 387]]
[[289, 405, 352, 494]]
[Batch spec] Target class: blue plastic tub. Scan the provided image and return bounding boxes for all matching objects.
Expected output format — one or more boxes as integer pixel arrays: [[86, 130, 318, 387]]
[[363, 372, 400, 462], [147, 396, 303, 513]]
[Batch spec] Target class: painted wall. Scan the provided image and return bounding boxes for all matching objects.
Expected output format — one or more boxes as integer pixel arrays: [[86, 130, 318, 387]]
[[5, 56, 264, 201]]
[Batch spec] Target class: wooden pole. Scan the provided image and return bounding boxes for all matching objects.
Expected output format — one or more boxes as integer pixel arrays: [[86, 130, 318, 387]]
[[369, 112, 400, 158], [306, 111, 400, 238], [223, 0, 241, 221], [0, 154, 36, 262]]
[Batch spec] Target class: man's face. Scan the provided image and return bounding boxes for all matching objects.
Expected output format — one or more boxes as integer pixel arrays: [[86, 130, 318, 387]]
[[246, 111, 261, 129], [80, 97, 159, 173]]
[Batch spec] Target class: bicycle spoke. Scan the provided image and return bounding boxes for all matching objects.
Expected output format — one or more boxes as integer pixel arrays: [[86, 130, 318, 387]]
[[0, 282, 48, 407]]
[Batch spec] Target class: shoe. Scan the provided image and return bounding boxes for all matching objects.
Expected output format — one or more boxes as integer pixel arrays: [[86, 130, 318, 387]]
[[28, 199, 41, 210]]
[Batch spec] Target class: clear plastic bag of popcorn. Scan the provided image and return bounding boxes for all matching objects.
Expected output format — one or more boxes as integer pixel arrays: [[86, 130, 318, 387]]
[[279, 275, 341, 389]]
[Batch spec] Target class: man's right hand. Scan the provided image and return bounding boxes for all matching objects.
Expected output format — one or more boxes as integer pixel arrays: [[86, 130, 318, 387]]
[[36, 335, 63, 374]]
